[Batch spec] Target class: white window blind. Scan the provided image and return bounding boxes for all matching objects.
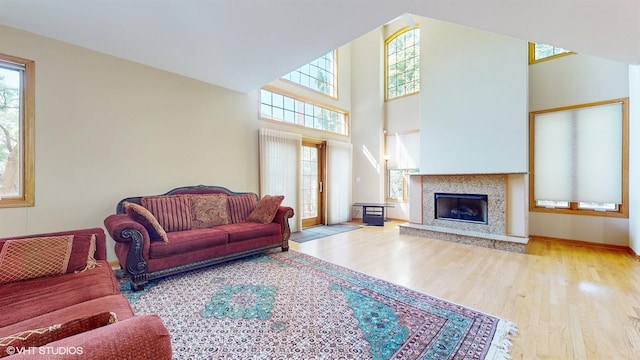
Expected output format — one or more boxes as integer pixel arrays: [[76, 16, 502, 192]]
[[533, 101, 623, 204]]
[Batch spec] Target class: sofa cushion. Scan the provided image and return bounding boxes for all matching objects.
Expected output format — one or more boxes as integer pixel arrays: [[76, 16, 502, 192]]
[[0, 234, 97, 285], [124, 202, 169, 242], [0, 260, 120, 328], [149, 228, 229, 259], [247, 195, 285, 224], [228, 194, 257, 224], [0, 312, 117, 356], [215, 222, 282, 243], [189, 194, 230, 229], [142, 195, 193, 232]]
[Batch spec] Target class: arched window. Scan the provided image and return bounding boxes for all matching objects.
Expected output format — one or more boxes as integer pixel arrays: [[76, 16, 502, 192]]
[[386, 27, 420, 100]]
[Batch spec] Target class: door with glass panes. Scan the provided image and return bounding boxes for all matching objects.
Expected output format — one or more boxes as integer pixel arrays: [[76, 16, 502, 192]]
[[301, 140, 325, 228]]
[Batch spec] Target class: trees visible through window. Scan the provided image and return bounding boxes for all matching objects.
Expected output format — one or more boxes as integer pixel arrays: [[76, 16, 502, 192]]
[[529, 98, 628, 217], [282, 51, 337, 97], [0, 54, 34, 208], [386, 27, 420, 100], [529, 42, 573, 63], [260, 88, 348, 135]]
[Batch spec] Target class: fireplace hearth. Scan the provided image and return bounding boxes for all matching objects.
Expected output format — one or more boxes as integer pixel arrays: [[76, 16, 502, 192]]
[[435, 193, 488, 224]]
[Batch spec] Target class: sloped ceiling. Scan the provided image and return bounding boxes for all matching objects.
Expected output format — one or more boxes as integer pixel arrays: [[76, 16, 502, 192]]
[[1, 0, 638, 93]]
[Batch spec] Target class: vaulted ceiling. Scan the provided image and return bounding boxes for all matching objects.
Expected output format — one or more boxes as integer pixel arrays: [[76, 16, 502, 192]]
[[1, 0, 638, 93]]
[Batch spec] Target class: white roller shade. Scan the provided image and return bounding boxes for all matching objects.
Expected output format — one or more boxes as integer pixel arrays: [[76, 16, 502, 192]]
[[533, 101, 623, 204]]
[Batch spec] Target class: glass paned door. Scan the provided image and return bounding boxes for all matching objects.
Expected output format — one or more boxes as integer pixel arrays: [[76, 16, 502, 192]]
[[302, 141, 324, 228]]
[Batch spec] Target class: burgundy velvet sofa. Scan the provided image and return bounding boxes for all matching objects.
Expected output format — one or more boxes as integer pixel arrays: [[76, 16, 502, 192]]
[[0, 228, 171, 359], [104, 185, 294, 291]]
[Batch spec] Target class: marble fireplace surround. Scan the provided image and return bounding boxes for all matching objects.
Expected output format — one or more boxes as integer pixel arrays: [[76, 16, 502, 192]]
[[399, 173, 529, 253]]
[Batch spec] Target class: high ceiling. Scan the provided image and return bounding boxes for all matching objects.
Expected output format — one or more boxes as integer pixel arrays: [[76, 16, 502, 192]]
[[1, 0, 638, 93]]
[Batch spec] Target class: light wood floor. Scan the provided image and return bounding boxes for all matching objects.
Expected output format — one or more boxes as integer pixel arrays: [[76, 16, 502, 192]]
[[290, 221, 640, 360]]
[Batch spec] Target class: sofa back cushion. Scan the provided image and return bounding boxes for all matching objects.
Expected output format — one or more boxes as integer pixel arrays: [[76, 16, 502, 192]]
[[0, 234, 97, 284], [142, 195, 192, 232], [228, 194, 258, 224], [190, 194, 230, 229]]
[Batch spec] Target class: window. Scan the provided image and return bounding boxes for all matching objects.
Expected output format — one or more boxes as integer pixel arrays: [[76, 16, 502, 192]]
[[388, 168, 419, 201], [529, 98, 628, 217], [385, 131, 419, 201], [282, 51, 337, 97], [528, 42, 573, 64], [386, 27, 420, 100], [0, 54, 34, 208], [259, 88, 348, 135]]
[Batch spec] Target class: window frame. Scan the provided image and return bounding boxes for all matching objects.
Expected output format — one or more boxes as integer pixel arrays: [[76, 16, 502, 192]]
[[528, 42, 574, 64], [281, 50, 338, 99], [0, 53, 35, 208], [259, 86, 349, 136], [385, 26, 420, 101], [386, 168, 419, 202], [528, 98, 629, 218]]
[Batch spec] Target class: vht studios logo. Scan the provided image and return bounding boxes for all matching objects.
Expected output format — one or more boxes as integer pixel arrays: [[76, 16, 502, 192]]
[[5, 346, 84, 356]]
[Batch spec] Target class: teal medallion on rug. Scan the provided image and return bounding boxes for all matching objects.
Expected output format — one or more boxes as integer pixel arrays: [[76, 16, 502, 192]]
[[119, 250, 516, 359]]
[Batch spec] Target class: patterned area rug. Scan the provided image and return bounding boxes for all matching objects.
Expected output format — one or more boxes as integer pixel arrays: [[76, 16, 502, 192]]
[[119, 250, 516, 359]]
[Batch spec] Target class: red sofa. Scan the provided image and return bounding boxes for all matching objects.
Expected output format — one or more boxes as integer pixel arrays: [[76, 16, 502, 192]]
[[0, 228, 171, 359], [104, 185, 294, 291]]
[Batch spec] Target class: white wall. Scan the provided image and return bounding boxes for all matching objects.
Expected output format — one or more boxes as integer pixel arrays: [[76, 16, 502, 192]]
[[0, 25, 261, 261], [385, 95, 419, 220], [419, 19, 528, 174], [629, 65, 640, 255], [528, 53, 630, 246], [350, 28, 385, 215]]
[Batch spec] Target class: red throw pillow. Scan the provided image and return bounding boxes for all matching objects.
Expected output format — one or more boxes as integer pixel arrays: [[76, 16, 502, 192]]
[[247, 195, 285, 224], [0, 312, 117, 357]]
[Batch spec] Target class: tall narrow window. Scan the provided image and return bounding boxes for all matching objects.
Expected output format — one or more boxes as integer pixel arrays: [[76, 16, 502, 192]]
[[528, 42, 573, 64], [529, 98, 628, 217], [0, 54, 34, 208], [386, 27, 420, 100], [282, 51, 337, 97]]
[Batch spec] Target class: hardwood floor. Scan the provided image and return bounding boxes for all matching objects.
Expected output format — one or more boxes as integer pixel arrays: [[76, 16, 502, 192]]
[[290, 221, 640, 359]]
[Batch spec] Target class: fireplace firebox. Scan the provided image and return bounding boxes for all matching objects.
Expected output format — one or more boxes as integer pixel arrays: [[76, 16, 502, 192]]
[[435, 193, 488, 224]]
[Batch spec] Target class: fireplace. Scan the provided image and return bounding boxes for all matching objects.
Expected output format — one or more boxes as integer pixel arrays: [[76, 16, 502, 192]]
[[399, 173, 529, 253], [435, 193, 488, 224]]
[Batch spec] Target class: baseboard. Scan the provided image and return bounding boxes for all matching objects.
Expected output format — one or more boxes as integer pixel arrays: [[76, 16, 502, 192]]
[[629, 247, 640, 260], [530, 234, 632, 253]]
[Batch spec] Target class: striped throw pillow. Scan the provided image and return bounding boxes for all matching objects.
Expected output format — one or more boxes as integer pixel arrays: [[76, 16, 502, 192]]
[[228, 194, 258, 223], [141, 195, 192, 232]]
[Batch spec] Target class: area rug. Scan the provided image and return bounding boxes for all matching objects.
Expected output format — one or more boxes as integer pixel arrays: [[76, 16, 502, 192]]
[[119, 250, 516, 359], [290, 223, 361, 243]]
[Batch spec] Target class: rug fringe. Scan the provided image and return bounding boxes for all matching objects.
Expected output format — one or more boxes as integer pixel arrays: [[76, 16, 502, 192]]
[[485, 319, 518, 360]]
